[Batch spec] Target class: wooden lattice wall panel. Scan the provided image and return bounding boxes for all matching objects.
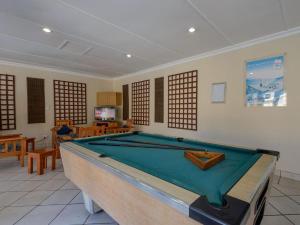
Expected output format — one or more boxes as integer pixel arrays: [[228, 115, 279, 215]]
[[54, 80, 87, 125], [131, 80, 150, 125], [168, 70, 198, 130], [0, 74, 16, 130]]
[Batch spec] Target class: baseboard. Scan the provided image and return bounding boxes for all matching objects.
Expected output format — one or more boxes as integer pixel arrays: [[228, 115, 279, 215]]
[[274, 169, 300, 181]]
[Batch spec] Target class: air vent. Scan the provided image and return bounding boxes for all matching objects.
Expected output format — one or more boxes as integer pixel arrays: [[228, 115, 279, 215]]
[[58, 40, 92, 55]]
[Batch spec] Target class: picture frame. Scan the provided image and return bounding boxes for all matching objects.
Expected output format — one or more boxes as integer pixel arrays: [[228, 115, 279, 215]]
[[211, 82, 226, 103]]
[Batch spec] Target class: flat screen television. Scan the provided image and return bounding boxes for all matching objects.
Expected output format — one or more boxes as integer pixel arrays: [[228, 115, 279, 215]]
[[94, 107, 116, 121]]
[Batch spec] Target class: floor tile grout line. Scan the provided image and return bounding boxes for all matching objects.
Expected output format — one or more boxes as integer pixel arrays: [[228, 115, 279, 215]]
[[12, 171, 69, 205], [3, 202, 84, 208], [48, 187, 85, 225], [11, 184, 77, 224], [264, 213, 300, 216], [270, 195, 300, 206], [9, 171, 68, 225], [0, 170, 63, 176], [0, 172, 76, 209], [11, 177, 56, 225], [83, 212, 91, 224], [2, 191, 29, 208], [11, 190, 56, 207], [0, 170, 65, 182], [83, 211, 118, 225], [0, 180, 29, 192], [34, 178, 69, 192], [84, 223, 115, 225], [268, 201, 296, 225], [270, 184, 300, 224], [0, 205, 7, 213], [271, 193, 300, 197], [264, 202, 281, 216], [272, 185, 300, 205], [5, 186, 78, 192], [39, 189, 81, 206], [0, 176, 65, 182], [47, 204, 76, 225], [84, 223, 118, 225], [69, 191, 84, 205]]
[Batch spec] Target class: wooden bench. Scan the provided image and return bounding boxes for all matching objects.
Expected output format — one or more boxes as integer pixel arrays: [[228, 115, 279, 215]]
[[0, 134, 35, 153], [51, 120, 77, 158], [105, 127, 131, 134], [78, 126, 105, 138], [28, 148, 56, 175]]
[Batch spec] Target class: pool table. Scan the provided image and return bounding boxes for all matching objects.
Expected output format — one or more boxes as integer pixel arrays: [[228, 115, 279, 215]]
[[61, 132, 279, 225]]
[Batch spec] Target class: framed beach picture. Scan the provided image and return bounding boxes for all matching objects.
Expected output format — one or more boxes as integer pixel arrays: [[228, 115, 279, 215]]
[[211, 82, 226, 103], [245, 54, 286, 107]]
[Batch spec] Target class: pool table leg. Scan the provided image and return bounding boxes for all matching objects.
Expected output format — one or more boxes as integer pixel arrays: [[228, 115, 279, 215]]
[[82, 192, 102, 214]]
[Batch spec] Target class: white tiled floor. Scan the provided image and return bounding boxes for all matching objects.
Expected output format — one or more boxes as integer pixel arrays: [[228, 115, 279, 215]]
[[0, 157, 118, 225], [0, 157, 299, 225], [261, 175, 300, 225]]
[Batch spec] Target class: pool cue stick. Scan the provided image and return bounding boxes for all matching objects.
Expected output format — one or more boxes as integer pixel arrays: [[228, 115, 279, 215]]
[[89, 142, 183, 150], [105, 138, 206, 152]]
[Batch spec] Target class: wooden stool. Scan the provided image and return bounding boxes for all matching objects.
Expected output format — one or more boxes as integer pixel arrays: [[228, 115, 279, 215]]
[[28, 148, 56, 175]]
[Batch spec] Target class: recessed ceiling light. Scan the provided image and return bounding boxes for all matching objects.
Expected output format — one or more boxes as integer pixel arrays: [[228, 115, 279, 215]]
[[126, 54, 132, 58], [42, 27, 52, 33], [188, 27, 196, 33]]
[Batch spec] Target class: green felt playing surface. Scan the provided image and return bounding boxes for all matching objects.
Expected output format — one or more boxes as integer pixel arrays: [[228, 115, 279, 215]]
[[74, 132, 261, 206]]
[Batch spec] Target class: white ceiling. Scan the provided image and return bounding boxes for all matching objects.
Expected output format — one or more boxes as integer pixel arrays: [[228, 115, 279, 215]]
[[0, 0, 299, 78]]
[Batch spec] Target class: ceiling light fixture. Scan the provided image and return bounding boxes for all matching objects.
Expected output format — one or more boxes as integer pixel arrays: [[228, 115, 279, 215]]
[[188, 27, 196, 33], [43, 27, 52, 33], [126, 54, 132, 58]]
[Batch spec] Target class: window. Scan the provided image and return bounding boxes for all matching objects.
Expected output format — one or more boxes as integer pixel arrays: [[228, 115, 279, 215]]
[[155, 77, 164, 123], [53, 80, 87, 125], [27, 77, 45, 123], [0, 74, 16, 130], [122, 84, 129, 120], [131, 80, 150, 125], [168, 70, 198, 130]]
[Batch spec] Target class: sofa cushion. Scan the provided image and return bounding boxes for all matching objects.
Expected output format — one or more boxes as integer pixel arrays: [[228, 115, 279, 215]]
[[57, 125, 73, 135]]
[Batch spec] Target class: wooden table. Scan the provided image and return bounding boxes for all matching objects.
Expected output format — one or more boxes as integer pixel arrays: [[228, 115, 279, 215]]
[[28, 148, 56, 175]]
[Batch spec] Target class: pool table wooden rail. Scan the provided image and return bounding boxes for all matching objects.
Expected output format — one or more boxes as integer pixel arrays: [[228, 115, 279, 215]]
[[61, 140, 276, 225], [61, 143, 200, 225], [61, 142, 199, 213]]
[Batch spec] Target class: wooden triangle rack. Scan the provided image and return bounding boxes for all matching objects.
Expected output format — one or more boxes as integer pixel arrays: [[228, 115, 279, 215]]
[[184, 151, 225, 170]]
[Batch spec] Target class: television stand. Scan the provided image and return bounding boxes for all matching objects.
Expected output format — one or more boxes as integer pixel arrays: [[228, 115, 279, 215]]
[[94, 121, 118, 128]]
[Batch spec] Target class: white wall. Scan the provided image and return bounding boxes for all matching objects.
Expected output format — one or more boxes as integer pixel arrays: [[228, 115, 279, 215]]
[[113, 34, 300, 177], [0, 63, 113, 147]]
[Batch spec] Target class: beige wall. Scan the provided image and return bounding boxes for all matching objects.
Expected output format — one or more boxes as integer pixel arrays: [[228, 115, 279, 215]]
[[0, 34, 299, 176], [0, 63, 113, 147], [113, 34, 300, 176]]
